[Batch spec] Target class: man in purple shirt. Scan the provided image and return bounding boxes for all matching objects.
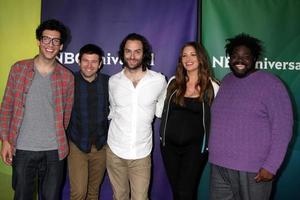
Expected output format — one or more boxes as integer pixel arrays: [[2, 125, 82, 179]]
[[208, 33, 293, 200]]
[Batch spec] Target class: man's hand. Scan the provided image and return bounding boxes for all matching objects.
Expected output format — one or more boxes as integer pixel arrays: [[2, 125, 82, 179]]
[[1, 140, 13, 165], [254, 168, 274, 182]]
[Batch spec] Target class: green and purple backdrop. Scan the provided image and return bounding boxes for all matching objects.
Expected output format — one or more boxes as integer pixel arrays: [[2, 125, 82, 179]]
[[0, 0, 299, 199]]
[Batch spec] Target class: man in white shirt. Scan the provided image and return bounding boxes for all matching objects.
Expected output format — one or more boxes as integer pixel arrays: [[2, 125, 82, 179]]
[[107, 33, 166, 200]]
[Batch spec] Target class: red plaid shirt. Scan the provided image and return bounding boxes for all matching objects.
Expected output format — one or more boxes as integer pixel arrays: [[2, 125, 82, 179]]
[[0, 58, 74, 160]]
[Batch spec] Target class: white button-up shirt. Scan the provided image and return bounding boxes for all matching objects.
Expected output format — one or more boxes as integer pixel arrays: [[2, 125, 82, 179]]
[[108, 69, 167, 159]]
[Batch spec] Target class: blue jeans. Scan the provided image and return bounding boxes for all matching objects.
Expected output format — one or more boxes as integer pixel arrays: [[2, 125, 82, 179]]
[[12, 150, 65, 200], [209, 164, 272, 200]]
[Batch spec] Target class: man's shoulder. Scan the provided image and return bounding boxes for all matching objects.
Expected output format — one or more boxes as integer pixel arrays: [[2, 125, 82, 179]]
[[109, 71, 123, 82], [221, 72, 234, 81], [11, 58, 34, 70], [255, 70, 280, 82], [255, 71, 288, 94], [148, 69, 164, 77], [55, 62, 74, 78], [147, 69, 166, 82], [99, 72, 110, 81], [14, 58, 34, 65]]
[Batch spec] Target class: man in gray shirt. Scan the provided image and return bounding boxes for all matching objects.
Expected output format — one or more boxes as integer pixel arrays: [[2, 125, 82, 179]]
[[0, 19, 74, 200]]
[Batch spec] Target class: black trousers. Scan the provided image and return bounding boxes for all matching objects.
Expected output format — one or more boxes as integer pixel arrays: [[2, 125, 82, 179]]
[[161, 143, 208, 200], [12, 150, 64, 200]]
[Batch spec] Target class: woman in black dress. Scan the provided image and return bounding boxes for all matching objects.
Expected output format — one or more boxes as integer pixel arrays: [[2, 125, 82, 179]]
[[160, 42, 219, 200]]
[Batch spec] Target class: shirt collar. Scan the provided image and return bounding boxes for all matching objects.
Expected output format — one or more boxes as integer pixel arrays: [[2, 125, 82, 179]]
[[30, 56, 61, 76], [78, 71, 99, 83]]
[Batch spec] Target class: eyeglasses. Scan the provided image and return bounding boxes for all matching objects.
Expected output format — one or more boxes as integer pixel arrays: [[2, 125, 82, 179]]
[[40, 35, 61, 46]]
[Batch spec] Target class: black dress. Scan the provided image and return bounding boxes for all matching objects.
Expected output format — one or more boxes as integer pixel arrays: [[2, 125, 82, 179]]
[[161, 97, 208, 200]]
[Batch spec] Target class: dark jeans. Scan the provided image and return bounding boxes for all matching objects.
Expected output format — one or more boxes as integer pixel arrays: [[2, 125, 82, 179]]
[[161, 143, 208, 200], [12, 149, 65, 200]]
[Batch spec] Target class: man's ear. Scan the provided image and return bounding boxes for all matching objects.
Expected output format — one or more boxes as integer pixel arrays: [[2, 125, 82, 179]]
[[98, 61, 103, 69]]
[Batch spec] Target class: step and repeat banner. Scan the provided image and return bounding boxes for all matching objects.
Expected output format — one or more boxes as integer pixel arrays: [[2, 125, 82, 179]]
[[201, 0, 300, 199], [41, 0, 197, 199], [1, 0, 299, 199]]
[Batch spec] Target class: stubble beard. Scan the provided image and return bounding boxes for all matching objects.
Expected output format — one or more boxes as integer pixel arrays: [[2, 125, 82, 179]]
[[230, 65, 256, 78], [124, 59, 143, 71]]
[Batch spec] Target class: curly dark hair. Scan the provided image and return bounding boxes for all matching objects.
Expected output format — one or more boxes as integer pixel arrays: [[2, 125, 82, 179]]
[[78, 44, 104, 66], [36, 19, 68, 45], [169, 42, 214, 106], [225, 33, 263, 61], [118, 33, 152, 71]]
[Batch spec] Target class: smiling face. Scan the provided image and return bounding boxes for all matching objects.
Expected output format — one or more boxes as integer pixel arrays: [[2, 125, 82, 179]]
[[229, 45, 256, 78], [181, 45, 199, 73], [37, 30, 63, 61], [79, 53, 101, 82], [123, 40, 143, 71]]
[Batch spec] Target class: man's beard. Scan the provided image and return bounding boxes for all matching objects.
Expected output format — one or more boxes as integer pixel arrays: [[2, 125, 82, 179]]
[[230, 64, 256, 78], [124, 59, 143, 71]]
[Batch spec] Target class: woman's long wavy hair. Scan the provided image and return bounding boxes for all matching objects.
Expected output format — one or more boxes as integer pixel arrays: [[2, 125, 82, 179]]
[[170, 42, 214, 106]]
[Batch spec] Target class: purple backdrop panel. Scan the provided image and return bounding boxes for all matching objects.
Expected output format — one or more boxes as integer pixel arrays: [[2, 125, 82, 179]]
[[41, 0, 197, 199]]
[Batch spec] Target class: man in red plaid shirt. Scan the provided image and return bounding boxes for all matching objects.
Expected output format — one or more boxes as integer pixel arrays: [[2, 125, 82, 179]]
[[0, 19, 74, 200]]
